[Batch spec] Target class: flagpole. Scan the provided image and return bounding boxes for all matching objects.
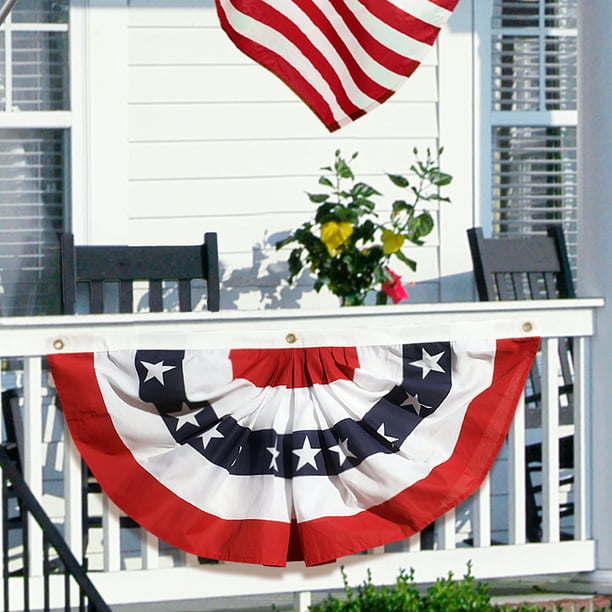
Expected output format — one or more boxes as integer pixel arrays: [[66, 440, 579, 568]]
[[0, 0, 18, 26]]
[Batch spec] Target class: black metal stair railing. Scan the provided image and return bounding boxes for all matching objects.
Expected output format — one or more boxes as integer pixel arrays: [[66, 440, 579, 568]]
[[0, 445, 110, 612]]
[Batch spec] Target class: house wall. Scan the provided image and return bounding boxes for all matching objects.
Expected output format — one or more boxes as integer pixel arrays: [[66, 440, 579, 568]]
[[75, 0, 476, 310], [39, 0, 488, 564]]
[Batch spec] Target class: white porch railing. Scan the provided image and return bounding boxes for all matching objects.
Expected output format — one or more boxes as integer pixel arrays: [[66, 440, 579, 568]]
[[0, 299, 603, 610]]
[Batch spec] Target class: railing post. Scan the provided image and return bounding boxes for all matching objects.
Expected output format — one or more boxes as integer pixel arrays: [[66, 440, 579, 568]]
[[578, 0, 612, 584], [508, 395, 526, 544]]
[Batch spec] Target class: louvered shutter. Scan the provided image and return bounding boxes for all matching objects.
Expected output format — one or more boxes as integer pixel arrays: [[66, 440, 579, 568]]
[[0, 1, 69, 316], [489, 0, 577, 272]]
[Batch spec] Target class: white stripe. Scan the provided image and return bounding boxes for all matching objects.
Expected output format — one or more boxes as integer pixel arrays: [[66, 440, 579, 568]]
[[95, 340, 495, 523], [218, 0, 345, 124], [308, 0, 405, 91], [385, 0, 452, 28], [345, 0, 433, 61], [293, 339, 496, 522], [262, 0, 380, 109], [96, 351, 293, 522]]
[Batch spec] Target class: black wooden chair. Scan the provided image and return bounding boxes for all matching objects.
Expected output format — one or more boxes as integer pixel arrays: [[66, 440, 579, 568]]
[[59, 232, 220, 314], [60, 232, 221, 560], [467, 225, 575, 542], [2, 232, 221, 567]]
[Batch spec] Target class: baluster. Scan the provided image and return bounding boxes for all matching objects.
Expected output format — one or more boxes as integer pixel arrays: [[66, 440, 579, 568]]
[[64, 431, 83, 605], [102, 497, 121, 571], [23, 357, 44, 576], [508, 394, 526, 544], [294, 591, 312, 612], [142, 530, 159, 569], [574, 336, 588, 540], [473, 474, 491, 547], [542, 338, 560, 543], [435, 508, 455, 550], [64, 433, 82, 559], [406, 532, 420, 552]]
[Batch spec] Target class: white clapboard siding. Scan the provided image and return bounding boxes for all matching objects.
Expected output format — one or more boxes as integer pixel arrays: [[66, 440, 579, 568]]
[[128, 100, 437, 142], [126, 0, 444, 311], [129, 138, 439, 182], [129, 177, 441, 218]]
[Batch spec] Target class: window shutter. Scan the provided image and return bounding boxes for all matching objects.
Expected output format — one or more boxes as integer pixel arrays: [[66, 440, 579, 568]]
[[492, 125, 577, 266], [490, 0, 577, 274], [0, 129, 65, 316], [0, 1, 70, 317]]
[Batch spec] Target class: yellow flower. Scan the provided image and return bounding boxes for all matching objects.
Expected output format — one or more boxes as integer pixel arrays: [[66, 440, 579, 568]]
[[321, 221, 354, 256], [382, 230, 405, 255]]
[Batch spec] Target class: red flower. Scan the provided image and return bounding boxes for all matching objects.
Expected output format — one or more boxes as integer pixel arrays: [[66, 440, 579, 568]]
[[382, 268, 409, 304]]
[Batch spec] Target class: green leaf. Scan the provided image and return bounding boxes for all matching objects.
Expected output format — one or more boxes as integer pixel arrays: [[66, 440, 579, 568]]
[[313, 280, 323, 292], [392, 199, 415, 215], [307, 193, 330, 203], [395, 249, 417, 272], [318, 176, 333, 188], [414, 211, 434, 236], [334, 157, 354, 180], [351, 182, 381, 198], [428, 170, 453, 186], [387, 174, 410, 188]]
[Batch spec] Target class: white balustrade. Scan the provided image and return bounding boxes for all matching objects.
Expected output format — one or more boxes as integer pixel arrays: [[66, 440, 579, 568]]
[[0, 299, 602, 610]]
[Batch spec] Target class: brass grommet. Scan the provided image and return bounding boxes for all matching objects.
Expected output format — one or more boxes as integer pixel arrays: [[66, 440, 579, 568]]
[[522, 322, 533, 333], [53, 339, 65, 351], [285, 333, 297, 344]]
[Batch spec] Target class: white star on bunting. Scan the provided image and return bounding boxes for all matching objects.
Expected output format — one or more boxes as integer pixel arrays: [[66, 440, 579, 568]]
[[266, 441, 280, 471], [377, 423, 399, 445], [409, 348, 446, 379], [329, 438, 357, 465], [168, 403, 202, 431], [293, 437, 320, 471], [198, 423, 224, 451], [400, 392, 431, 416], [140, 360, 176, 385]]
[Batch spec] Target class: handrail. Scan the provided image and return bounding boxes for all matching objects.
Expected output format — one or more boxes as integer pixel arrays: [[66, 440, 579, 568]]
[[0, 446, 110, 612], [0, 299, 604, 357]]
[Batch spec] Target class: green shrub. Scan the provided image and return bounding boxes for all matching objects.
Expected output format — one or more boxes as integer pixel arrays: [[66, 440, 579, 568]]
[[306, 564, 612, 612], [311, 563, 489, 612]]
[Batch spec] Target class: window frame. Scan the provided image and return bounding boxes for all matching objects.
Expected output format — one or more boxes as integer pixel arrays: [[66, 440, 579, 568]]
[[474, 0, 578, 233]]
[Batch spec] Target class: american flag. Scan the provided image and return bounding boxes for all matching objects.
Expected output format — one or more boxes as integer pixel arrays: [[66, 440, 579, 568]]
[[215, 0, 461, 131], [50, 337, 537, 566]]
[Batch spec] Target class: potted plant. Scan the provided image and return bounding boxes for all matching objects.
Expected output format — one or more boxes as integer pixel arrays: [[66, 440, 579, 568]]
[[275, 148, 452, 306]]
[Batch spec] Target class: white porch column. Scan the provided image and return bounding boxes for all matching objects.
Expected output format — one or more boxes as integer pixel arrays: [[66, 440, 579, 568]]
[[577, 1, 612, 582]]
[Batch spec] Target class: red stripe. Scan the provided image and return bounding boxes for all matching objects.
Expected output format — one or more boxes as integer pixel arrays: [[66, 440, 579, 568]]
[[429, 0, 460, 10], [328, 0, 421, 76], [215, 0, 340, 131], [293, 0, 394, 101], [230, 347, 360, 388], [357, 0, 441, 46], [297, 337, 540, 566], [49, 353, 293, 567], [227, 0, 364, 121]]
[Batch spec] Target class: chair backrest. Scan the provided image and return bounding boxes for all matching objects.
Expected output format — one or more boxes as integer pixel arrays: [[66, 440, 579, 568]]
[[467, 226, 575, 302], [59, 232, 220, 314]]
